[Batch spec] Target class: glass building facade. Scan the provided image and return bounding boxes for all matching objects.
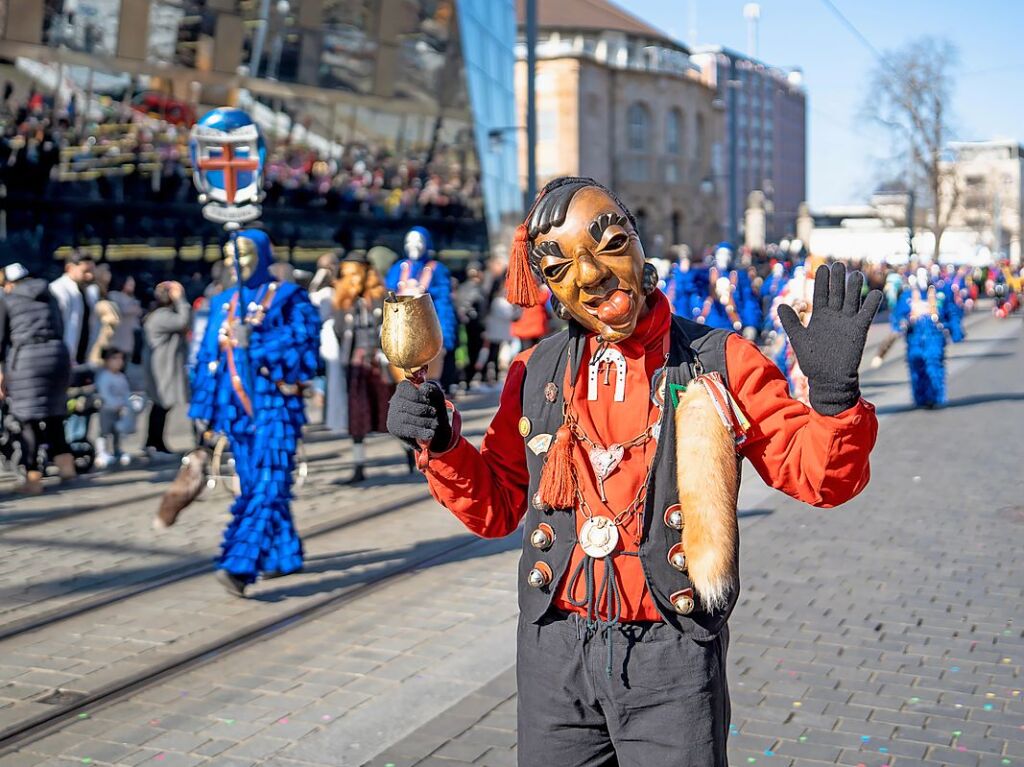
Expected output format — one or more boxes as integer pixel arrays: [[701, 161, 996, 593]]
[[4, 0, 519, 267]]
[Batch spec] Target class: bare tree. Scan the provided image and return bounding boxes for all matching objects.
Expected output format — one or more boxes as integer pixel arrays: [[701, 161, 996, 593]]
[[862, 37, 960, 260]]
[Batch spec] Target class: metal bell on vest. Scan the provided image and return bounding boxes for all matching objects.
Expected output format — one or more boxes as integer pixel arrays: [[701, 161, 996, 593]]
[[532, 492, 551, 513], [667, 543, 687, 572], [670, 588, 695, 615], [663, 504, 684, 530], [530, 523, 555, 551], [527, 561, 553, 589]]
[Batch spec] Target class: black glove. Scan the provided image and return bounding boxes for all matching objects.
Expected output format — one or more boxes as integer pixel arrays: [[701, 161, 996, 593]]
[[778, 262, 883, 416], [386, 380, 453, 452]]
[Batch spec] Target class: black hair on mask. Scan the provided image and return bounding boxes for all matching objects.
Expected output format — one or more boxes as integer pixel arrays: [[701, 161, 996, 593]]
[[525, 177, 636, 272]]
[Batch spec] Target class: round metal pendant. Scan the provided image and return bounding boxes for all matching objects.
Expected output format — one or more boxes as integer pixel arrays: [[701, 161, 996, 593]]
[[579, 516, 619, 559], [518, 416, 532, 437]]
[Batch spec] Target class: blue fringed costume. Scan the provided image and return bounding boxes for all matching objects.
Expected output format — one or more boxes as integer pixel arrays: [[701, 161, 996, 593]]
[[189, 230, 321, 585], [892, 277, 960, 408]]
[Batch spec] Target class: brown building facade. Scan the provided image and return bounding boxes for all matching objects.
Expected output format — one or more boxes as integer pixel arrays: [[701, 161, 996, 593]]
[[514, 0, 723, 256]]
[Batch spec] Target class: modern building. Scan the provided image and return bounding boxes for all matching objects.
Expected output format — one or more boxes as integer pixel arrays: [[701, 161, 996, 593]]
[[0, 0, 521, 267], [690, 46, 806, 245], [513, 0, 723, 256], [945, 140, 1023, 265]]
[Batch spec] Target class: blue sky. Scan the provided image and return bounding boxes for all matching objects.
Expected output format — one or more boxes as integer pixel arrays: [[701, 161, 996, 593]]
[[623, 0, 1024, 208]]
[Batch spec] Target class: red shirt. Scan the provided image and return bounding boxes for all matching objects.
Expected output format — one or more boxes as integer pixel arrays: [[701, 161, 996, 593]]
[[424, 290, 878, 622]]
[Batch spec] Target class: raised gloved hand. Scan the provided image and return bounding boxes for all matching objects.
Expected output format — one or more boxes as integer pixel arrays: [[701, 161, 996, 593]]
[[386, 380, 453, 452], [778, 262, 883, 416]]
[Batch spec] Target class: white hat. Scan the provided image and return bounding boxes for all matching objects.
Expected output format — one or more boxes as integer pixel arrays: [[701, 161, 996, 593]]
[[3, 263, 29, 282]]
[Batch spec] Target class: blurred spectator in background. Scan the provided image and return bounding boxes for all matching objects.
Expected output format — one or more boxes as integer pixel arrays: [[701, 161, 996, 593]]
[[0, 262, 75, 491], [108, 274, 143, 361], [142, 281, 191, 455], [454, 260, 488, 390], [49, 251, 96, 368]]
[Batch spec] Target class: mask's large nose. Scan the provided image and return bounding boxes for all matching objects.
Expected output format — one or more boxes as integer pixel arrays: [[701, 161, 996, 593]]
[[575, 249, 612, 290]]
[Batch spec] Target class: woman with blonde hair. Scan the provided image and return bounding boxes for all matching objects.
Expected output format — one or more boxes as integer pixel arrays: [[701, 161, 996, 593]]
[[332, 251, 397, 483]]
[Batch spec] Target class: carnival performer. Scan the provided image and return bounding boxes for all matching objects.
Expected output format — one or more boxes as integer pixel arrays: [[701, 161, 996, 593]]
[[666, 251, 702, 319], [189, 229, 320, 596], [892, 267, 959, 409], [332, 251, 396, 483], [385, 227, 457, 381], [700, 242, 762, 338], [387, 176, 882, 766], [760, 259, 791, 333], [767, 262, 817, 404]]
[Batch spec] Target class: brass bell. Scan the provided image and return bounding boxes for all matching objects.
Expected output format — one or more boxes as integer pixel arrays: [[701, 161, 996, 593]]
[[663, 504, 684, 530], [532, 492, 551, 512], [527, 561, 553, 589], [530, 523, 555, 551], [667, 542, 687, 572], [670, 588, 695, 615]]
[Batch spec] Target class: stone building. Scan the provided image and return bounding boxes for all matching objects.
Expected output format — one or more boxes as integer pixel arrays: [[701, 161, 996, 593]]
[[690, 46, 806, 245], [514, 0, 723, 255], [945, 141, 1023, 265]]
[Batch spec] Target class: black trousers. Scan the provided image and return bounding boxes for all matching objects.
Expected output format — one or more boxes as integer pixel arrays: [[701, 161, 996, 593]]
[[146, 404, 170, 451], [517, 611, 730, 767], [19, 417, 70, 472]]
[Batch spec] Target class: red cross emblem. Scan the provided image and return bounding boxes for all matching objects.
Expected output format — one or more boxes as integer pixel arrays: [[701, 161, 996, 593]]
[[197, 143, 260, 204]]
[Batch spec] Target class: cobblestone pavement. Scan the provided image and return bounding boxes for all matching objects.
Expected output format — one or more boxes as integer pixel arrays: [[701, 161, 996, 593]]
[[0, 312, 1021, 767]]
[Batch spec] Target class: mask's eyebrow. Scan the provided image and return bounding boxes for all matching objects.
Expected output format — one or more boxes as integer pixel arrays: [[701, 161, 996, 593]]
[[533, 240, 564, 260], [588, 212, 627, 243]]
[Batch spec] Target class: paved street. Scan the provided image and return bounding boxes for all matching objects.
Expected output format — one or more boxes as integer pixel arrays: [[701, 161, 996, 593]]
[[0, 311, 1021, 767]]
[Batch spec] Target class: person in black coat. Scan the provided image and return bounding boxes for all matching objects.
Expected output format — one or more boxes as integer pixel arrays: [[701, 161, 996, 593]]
[[0, 263, 75, 493]]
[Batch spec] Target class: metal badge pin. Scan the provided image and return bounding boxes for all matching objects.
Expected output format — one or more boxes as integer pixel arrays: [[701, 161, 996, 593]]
[[667, 542, 687, 572], [544, 382, 558, 403], [530, 523, 555, 551], [669, 588, 695, 615], [527, 561, 553, 588], [518, 416, 532, 437]]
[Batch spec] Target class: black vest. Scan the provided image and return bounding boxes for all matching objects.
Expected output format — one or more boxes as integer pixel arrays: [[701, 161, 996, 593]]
[[516, 316, 738, 639]]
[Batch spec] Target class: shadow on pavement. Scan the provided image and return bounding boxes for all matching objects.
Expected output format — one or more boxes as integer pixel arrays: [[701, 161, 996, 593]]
[[251, 534, 516, 602], [876, 391, 1024, 415], [737, 508, 773, 519]]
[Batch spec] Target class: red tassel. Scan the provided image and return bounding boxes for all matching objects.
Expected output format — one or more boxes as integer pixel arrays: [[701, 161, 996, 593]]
[[538, 425, 575, 509], [506, 223, 541, 307]]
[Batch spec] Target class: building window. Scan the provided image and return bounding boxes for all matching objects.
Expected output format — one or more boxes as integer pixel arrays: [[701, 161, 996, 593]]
[[666, 108, 683, 155], [627, 102, 650, 152]]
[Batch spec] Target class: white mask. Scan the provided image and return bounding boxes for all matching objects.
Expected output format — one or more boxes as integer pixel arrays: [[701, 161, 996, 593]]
[[404, 231, 427, 261], [715, 276, 732, 303], [714, 247, 732, 271]]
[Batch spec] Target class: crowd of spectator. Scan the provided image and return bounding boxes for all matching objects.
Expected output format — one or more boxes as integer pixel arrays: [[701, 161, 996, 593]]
[[0, 82, 484, 221]]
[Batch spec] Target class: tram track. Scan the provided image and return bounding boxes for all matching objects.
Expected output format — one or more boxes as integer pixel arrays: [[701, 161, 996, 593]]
[[0, 486, 432, 642], [0, 531, 490, 754]]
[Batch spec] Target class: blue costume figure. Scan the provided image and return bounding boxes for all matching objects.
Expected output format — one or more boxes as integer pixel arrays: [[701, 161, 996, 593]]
[[667, 255, 701, 319], [189, 230, 321, 595], [892, 268, 960, 408], [385, 227, 457, 378], [693, 243, 762, 337], [759, 261, 791, 333]]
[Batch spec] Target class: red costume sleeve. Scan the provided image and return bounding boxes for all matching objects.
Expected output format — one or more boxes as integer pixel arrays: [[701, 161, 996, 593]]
[[725, 334, 878, 508], [422, 351, 533, 538]]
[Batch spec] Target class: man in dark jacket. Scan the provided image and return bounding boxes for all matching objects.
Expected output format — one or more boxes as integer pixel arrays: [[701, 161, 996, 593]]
[[0, 263, 75, 492]]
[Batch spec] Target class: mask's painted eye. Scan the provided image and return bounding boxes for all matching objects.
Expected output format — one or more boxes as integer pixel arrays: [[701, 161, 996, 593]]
[[542, 261, 571, 281], [604, 233, 628, 251]]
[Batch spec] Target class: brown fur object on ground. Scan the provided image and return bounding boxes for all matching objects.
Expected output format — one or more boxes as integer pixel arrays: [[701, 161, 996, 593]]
[[154, 447, 211, 530], [674, 380, 740, 612]]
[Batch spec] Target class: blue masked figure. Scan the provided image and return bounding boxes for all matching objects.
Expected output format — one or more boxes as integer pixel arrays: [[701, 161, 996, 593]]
[[693, 243, 762, 336], [385, 227, 457, 355], [189, 229, 321, 596], [667, 255, 702, 319], [891, 267, 961, 408]]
